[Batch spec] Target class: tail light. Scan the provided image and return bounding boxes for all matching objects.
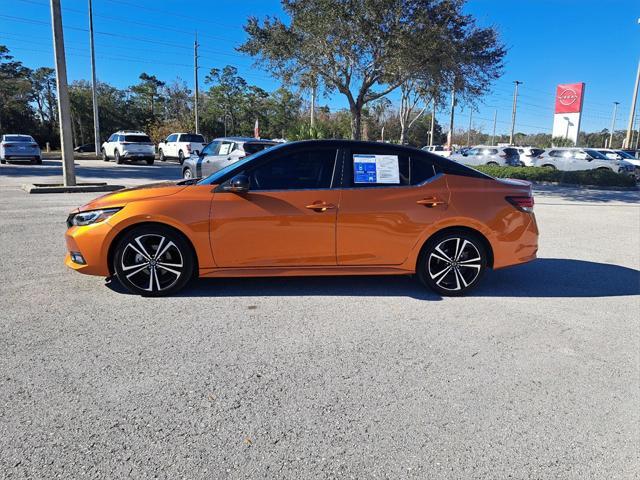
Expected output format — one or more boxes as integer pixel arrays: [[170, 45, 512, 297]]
[[30, 143, 38, 148], [506, 196, 534, 213], [499, 153, 506, 158], [186, 144, 192, 153], [4, 143, 14, 147]]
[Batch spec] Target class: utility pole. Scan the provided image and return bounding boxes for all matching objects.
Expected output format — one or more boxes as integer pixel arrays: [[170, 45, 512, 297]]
[[491, 109, 497, 146], [429, 98, 435, 146], [88, 0, 100, 156], [466, 109, 473, 146], [194, 32, 199, 134], [50, 0, 76, 186], [310, 81, 316, 129], [447, 86, 455, 150], [609, 101, 619, 148], [509, 80, 522, 145], [624, 59, 639, 148]]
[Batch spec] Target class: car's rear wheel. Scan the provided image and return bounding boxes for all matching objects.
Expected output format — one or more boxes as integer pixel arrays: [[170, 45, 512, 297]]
[[146, 157, 154, 165], [486, 161, 499, 166], [0, 158, 5, 164], [35, 156, 42, 165], [159, 149, 165, 162], [113, 225, 194, 297], [102, 149, 109, 161], [541, 164, 556, 170], [115, 150, 123, 164], [183, 168, 193, 179], [417, 231, 487, 296], [178, 150, 184, 165]]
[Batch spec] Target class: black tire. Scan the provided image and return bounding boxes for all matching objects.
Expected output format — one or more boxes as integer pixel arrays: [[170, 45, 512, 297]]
[[486, 161, 499, 166], [159, 149, 165, 162], [178, 150, 184, 165], [417, 230, 487, 296], [182, 168, 194, 180], [115, 150, 123, 164], [102, 149, 109, 161], [31, 157, 37, 165], [146, 157, 155, 165], [541, 164, 556, 170], [36, 156, 42, 165], [113, 225, 195, 297], [0, 158, 5, 164]]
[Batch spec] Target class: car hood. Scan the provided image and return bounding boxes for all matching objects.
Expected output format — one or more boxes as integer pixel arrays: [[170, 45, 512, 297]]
[[76, 181, 189, 212]]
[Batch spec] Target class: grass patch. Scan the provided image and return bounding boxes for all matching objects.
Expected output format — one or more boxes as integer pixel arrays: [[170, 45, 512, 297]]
[[470, 165, 637, 188]]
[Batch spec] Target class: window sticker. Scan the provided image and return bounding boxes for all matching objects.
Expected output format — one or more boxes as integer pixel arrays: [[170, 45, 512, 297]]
[[219, 143, 232, 155], [353, 154, 400, 184]]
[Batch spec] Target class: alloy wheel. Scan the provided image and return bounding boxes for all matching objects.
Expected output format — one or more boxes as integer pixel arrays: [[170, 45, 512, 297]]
[[120, 234, 184, 293], [427, 237, 482, 292]]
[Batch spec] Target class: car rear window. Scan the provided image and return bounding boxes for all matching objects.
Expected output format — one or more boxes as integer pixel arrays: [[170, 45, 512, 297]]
[[243, 142, 275, 154], [180, 134, 205, 143], [5, 136, 32, 142], [123, 135, 152, 143]]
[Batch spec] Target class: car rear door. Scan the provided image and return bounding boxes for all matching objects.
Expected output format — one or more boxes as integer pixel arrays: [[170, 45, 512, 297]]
[[336, 146, 449, 266], [210, 146, 340, 267]]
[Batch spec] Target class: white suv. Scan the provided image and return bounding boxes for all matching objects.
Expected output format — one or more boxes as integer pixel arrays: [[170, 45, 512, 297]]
[[158, 133, 206, 164], [101, 131, 155, 165]]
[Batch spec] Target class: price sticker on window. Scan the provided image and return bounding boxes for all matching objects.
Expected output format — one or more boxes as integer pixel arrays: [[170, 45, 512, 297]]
[[353, 154, 400, 184]]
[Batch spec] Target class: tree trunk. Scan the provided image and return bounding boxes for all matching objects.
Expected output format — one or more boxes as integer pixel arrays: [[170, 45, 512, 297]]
[[350, 107, 362, 140]]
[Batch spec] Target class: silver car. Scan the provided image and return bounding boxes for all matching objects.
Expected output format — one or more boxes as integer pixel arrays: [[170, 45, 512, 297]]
[[182, 137, 278, 179], [0, 134, 42, 164], [450, 146, 522, 167], [532, 148, 635, 174]]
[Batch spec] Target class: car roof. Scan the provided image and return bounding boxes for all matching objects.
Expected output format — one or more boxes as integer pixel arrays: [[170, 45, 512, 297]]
[[3, 134, 32, 137], [114, 130, 148, 135], [213, 136, 277, 143]]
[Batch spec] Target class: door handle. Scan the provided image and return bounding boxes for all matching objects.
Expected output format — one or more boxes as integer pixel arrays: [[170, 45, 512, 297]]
[[417, 197, 446, 207], [305, 202, 336, 212]]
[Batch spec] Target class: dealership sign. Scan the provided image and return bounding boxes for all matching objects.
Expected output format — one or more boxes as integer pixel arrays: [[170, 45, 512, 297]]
[[552, 82, 585, 143]]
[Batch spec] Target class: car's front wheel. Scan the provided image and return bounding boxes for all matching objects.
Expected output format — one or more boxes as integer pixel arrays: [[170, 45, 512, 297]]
[[113, 225, 194, 296], [115, 150, 123, 164], [178, 150, 185, 165], [146, 157, 154, 165], [417, 231, 487, 296], [102, 149, 109, 161], [182, 168, 194, 179]]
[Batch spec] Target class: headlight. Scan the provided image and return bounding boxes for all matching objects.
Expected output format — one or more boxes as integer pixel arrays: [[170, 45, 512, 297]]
[[69, 208, 122, 226]]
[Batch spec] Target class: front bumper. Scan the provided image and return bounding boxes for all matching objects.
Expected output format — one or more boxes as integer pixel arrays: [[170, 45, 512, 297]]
[[65, 221, 117, 276]]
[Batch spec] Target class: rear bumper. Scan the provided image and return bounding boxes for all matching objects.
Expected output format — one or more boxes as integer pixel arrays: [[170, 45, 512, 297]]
[[3, 153, 40, 159], [492, 212, 539, 269], [121, 151, 154, 159]]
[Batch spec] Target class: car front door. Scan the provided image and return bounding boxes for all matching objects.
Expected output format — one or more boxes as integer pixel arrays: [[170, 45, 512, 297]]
[[336, 147, 449, 266], [166, 134, 177, 157], [201, 141, 238, 176], [209, 146, 340, 267]]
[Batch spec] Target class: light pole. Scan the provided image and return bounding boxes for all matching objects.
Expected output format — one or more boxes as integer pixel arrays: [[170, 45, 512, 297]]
[[194, 32, 199, 134], [50, 0, 76, 186], [509, 80, 522, 145], [447, 85, 455, 150], [609, 101, 619, 148], [624, 59, 640, 148], [466, 109, 473, 146], [491, 109, 497, 146], [429, 98, 435, 146], [88, 0, 100, 156]]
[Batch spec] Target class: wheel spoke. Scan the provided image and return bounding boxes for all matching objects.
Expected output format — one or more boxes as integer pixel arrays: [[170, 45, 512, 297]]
[[153, 236, 166, 259], [430, 252, 451, 264], [456, 240, 469, 261], [122, 262, 148, 272], [126, 264, 148, 279], [157, 264, 181, 276], [157, 261, 183, 268], [453, 238, 461, 261], [153, 268, 161, 291], [147, 269, 154, 291], [434, 267, 452, 286], [455, 268, 468, 288], [459, 256, 481, 264], [429, 263, 451, 280], [155, 240, 175, 261], [459, 263, 481, 270], [435, 245, 453, 263]]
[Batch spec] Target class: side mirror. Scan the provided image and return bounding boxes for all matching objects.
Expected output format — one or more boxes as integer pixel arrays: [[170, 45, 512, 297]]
[[223, 174, 250, 194]]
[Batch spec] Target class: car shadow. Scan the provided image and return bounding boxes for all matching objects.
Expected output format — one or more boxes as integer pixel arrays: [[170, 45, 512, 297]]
[[105, 258, 640, 299], [533, 185, 639, 204]]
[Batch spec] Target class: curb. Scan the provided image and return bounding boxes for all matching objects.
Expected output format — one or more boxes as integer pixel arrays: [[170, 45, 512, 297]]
[[22, 183, 125, 194]]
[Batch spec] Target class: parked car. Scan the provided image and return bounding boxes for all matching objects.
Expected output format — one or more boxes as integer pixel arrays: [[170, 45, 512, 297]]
[[532, 148, 635, 174], [596, 149, 640, 170], [450, 146, 522, 167], [0, 134, 41, 164], [516, 147, 545, 166], [158, 133, 206, 164], [421, 145, 451, 157], [101, 131, 155, 165], [74, 143, 96, 153], [181, 137, 278, 179], [64, 140, 538, 297]]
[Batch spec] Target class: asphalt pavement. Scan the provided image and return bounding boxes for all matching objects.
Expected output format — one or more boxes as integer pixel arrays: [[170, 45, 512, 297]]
[[0, 160, 638, 478]]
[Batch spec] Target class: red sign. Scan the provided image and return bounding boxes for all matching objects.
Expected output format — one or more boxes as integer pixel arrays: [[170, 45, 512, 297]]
[[555, 83, 585, 114]]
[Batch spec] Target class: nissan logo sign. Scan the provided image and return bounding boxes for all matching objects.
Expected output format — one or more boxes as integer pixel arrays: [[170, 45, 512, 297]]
[[558, 88, 578, 106]]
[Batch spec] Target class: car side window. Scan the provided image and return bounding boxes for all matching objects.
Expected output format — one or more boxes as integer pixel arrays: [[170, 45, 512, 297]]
[[201, 141, 220, 156], [168, 134, 177, 142], [410, 153, 438, 185], [245, 148, 337, 191], [108, 134, 116, 142], [467, 148, 480, 156], [348, 148, 410, 187]]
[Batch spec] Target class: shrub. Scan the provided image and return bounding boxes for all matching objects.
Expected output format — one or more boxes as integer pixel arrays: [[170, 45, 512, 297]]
[[470, 165, 637, 188]]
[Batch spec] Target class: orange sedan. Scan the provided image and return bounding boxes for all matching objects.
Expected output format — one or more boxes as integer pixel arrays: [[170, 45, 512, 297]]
[[65, 140, 538, 296]]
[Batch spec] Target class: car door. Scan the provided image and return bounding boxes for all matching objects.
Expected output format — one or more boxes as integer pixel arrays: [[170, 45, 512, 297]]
[[209, 146, 340, 267], [201, 141, 238, 176], [195, 141, 219, 176], [336, 146, 449, 266], [165, 134, 177, 157]]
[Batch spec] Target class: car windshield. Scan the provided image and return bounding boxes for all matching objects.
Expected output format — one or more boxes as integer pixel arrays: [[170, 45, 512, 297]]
[[181, 134, 205, 142], [123, 135, 151, 143], [198, 142, 287, 185], [585, 149, 608, 160], [243, 142, 276, 154], [5, 135, 33, 142]]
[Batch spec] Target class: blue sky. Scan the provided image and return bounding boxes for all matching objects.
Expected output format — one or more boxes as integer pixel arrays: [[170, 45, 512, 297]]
[[1, 0, 638, 135]]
